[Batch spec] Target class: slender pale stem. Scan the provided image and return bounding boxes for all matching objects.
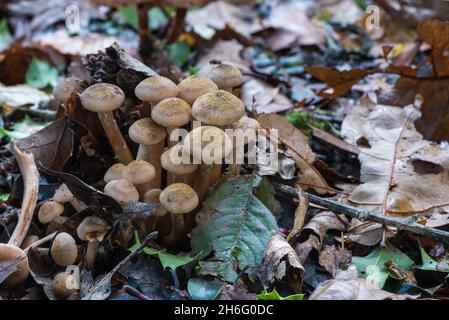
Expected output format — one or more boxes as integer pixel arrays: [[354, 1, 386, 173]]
[[98, 111, 133, 165], [137, 142, 164, 189]]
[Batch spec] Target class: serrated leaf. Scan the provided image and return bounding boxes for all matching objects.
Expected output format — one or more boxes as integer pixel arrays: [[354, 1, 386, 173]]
[[168, 40, 190, 67], [187, 278, 224, 300], [26, 58, 59, 89], [191, 175, 279, 282], [417, 245, 449, 273], [257, 288, 304, 300], [352, 243, 413, 289], [129, 232, 201, 271]]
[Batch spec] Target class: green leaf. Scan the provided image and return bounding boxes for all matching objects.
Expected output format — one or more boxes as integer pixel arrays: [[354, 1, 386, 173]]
[[188, 67, 200, 76], [0, 84, 50, 108], [118, 5, 138, 29], [168, 40, 190, 67], [417, 245, 449, 273], [0, 19, 12, 52], [8, 115, 47, 139], [128, 232, 201, 271], [352, 243, 414, 289], [254, 176, 279, 214], [187, 278, 224, 300], [26, 58, 59, 89], [191, 174, 279, 282], [0, 193, 10, 201], [257, 289, 304, 300]]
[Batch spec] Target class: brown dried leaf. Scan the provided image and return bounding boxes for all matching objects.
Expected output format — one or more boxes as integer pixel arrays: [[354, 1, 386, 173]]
[[260, 234, 304, 293], [318, 245, 352, 278], [302, 211, 347, 244], [286, 188, 308, 243]]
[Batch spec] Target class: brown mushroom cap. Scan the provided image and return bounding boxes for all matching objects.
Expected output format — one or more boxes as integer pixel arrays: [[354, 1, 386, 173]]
[[46, 216, 68, 235], [177, 75, 218, 105], [104, 179, 139, 204], [128, 118, 167, 146], [38, 201, 65, 224], [53, 77, 86, 103], [77, 216, 111, 242], [54, 184, 74, 203], [192, 90, 245, 126], [183, 126, 232, 162], [208, 64, 244, 90], [151, 97, 191, 128], [232, 115, 261, 145], [161, 145, 198, 175], [0, 244, 29, 285], [51, 232, 78, 267], [143, 189, 167, 217], [159, 183, 199, 214], [122, 160, 156, 185], [80, 83, 125, 113], [135, 76, 179, 105], [104, 163, 126, 183], [52, 272, 78, 300]]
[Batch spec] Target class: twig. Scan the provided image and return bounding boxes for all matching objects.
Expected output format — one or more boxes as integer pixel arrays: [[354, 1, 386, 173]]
[[8, 141, 39, 247], [273, 183, 449, 244], [123, 285, 152, 300]]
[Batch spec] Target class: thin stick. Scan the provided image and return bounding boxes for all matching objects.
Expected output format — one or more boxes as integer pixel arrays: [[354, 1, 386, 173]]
[[273, 183, 449, 244]]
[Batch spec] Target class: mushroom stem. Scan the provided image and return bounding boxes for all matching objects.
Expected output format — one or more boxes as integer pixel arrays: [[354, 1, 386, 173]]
[[8, 141, 40, 248], [163, 214, 185, 246], [193, 163, 221, 203], [23, 232, 57, 254], [136, 142, 164, 189], [98, 111, 133, 165], [85, 240, 99, 271], [70, 198, 88, 212]]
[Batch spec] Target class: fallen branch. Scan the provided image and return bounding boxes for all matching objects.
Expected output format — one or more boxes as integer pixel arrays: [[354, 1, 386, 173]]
[[273, 183, 449, 244], [8, 141, 40, 247]]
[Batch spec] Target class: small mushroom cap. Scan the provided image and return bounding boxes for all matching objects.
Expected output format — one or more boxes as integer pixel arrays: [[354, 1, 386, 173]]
[[161, 145, 198, 175], [0, 244, 29, 285], [53, 77, 86, 103], [54, 184, 74, 203], [51, 232, 78, 267], [77, 216, 111, 242], [104, 163, 126, 183], [208, 64, 244, 90], [135, 76, 179, 104], [104, 179, 139, 204], [38, 201, 65, 224], [232, 115, 260, 145], [123, 160, 156, 185], [151, 97, 191, 128], [128, 117, 167, 146], [52, 272, 78, 300], [80, 83, 125, 113], [159, 183, 199, 214], [143, 189, 167, 217], [177, 75, 218, 104], [183, 126, 232, 161], [192, 90, 245, 126]]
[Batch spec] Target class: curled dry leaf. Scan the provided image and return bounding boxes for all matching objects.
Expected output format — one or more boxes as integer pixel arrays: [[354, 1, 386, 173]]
[[260, 234, 304, 293], [318, 245, 352, 278], [309, 265, 399, 300], [196, 40, 249, 73], [341, 95, 449, 226], [286, 188, 309, 243], [256, 113, 330, 194], [301, 211, 347, 244]]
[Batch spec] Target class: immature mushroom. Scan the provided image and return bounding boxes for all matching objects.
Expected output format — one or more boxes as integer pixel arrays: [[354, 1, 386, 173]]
[[77, 216, 111, 270], [38, 201, 64, 224], [53, 76, 86, 104], [135, 75, 179, 111], [53, 184, 87, 212], [142, 188, 168, 232], [128, 118, 166, 189], [0, 143, 40, 285], [177, 75, 218, 105], [192, 90, 245, 127], [208, 64, 244, 93], [161, 144, 198, 185], [183, 126, 232, 202], [104, 163, 126, 183], [151, 97, 192, 147], [104, 179, 139, 205], [80, 83, 133, 165], [159, 183, 199, 246], [52, 271, 78, 300], [122, 160, 156, 198], [51, 232, 78, 267]]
